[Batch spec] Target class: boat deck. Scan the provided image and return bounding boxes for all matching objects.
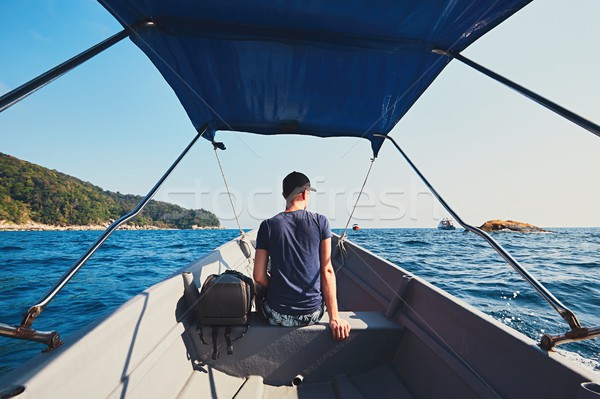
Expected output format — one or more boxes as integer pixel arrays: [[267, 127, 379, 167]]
[[182, 363, 414, 399], [178, 311, 412, 399], [1, 233, 598, 399]]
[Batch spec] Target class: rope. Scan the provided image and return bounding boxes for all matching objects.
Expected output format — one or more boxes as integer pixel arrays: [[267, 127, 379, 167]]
[[340, 157, 376, 239], [212, 142, 254, 269], [213, 142, 244, 237], [335, 157, 376, 270]]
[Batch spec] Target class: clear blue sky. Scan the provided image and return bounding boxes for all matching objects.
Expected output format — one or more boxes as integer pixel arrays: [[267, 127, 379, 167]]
[[1, 1, 599, 229]]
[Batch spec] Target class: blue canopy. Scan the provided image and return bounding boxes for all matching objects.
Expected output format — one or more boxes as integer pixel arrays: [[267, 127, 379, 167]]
[[99, 0, 531, 155]]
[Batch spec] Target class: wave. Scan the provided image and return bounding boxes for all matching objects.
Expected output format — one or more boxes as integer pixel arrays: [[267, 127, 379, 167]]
[[488, 229, 556, 235], [554, 260, 599, 268], [402, 240, 431, 247], [97, 243, 125, 250], [555, 348, 600, 373], [0, 246, 25, 251]]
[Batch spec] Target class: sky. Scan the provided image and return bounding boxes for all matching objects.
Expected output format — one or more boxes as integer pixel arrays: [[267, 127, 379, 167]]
[[1, 1, 599, 229]]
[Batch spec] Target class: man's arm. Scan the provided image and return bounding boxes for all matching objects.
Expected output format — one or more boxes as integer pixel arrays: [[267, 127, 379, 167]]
[[253, 248, 270, 288], [320, 238, 350, 340]]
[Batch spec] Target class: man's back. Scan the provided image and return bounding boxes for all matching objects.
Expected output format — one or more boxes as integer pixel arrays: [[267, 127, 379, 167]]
[[253, 171, 350, 339], [256, 209, 331, 314]]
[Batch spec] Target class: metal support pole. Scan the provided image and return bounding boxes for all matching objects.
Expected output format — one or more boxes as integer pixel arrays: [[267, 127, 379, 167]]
[[0, 22, 164, 351], [433, 49, 600, 139], [541, 326, 600, 351], [374, 133, 584, 335], [19, 128, 206, 330], [0, 322, 61, 351], [0, 128, 206, 351], [0, 22, 154, 114]]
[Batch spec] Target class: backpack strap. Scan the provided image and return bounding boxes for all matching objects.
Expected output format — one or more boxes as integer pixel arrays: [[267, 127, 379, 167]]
[[211, 327, 220, 360], [191, 270, 255, 360], [198, 325, 208, 345], [224, 327, 233, 355]]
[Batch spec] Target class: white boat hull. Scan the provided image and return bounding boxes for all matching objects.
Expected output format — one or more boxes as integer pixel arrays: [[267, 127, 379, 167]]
[[1, 232, 598, 398]]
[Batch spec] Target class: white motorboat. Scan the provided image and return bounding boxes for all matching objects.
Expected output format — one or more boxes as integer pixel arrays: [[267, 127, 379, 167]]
[[437, 218, 456, 231], [1, 1, 599, 398]]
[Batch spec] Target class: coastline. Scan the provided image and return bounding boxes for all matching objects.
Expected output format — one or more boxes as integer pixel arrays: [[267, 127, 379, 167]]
[[0, 220, 223, 231]]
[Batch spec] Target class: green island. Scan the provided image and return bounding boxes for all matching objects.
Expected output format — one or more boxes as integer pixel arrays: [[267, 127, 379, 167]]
[[0, 153, 220, 230]]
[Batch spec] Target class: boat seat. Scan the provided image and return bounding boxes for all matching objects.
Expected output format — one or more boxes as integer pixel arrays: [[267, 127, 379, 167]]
[[184, 310, 405, 387]]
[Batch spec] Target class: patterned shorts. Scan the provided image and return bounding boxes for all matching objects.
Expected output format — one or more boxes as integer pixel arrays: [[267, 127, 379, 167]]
[[260, 300, 324, 327]]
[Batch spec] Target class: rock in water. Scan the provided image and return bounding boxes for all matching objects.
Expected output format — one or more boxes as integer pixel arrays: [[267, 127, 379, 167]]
[[480, 220, 547, 233]]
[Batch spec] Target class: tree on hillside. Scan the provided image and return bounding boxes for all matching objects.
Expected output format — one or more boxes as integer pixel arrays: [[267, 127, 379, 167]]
[[0, 153, 220, 228]]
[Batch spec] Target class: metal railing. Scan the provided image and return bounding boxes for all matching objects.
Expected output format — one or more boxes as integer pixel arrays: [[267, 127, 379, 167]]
[[0, 128, 205, 350], [432, 49, 600, 139], [375, 133, 600, 349]]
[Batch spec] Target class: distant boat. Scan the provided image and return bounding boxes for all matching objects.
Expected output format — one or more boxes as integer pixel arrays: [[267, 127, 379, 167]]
[[438, 218, 456, 230], [352, 224, 360, 231]]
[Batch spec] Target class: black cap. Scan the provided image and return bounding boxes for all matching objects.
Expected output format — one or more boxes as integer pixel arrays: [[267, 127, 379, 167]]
[[282, 171, 317, 200]]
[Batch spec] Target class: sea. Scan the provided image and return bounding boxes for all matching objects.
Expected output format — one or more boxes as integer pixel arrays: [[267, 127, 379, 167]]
[[0, 228, 598, 378]]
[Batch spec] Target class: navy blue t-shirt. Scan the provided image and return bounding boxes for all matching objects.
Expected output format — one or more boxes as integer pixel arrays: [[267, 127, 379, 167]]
[[256, 210, 332, 315]]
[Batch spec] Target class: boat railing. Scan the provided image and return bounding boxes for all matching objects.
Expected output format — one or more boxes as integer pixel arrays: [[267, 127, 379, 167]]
[[432, 49, 600, 139], [374, 133, 600, 350], [0, 22, 156, 115], [0, 128, 206, 350], [2, 22, 598, 352], [0, 21, 179, 350]]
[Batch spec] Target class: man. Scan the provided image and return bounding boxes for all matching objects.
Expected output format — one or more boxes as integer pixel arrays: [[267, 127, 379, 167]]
[[253, 171, 350, 340]]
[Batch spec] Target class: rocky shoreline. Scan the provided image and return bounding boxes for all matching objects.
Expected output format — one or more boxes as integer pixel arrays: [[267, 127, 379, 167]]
[[0, 220, 223, 231], [480, 219, 547, 233]]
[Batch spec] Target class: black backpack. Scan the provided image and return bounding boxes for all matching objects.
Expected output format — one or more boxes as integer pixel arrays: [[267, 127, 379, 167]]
[[183, 270, 254, 359]]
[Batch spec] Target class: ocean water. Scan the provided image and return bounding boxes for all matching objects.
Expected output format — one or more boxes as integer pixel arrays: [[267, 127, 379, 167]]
[[0, 228, 598, 377]]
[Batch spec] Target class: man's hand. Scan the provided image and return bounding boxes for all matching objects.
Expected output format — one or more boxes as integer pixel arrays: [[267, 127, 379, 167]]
[[329, 317, 350, 340]]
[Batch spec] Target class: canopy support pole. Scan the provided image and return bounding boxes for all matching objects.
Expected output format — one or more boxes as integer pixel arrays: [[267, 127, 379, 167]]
[[433, 49, 600, 139], [0, 22, 154, 114], [0, 127, 206, 351], [375, 133, 599, 350]]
